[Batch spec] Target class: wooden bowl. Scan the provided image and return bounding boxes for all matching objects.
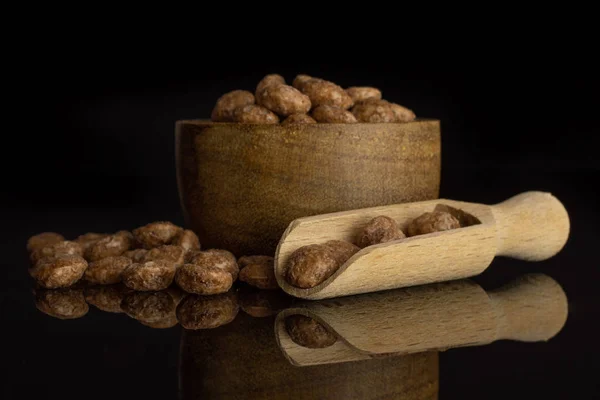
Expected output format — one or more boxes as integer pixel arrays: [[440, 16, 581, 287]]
[[176, 120, 440, 256]]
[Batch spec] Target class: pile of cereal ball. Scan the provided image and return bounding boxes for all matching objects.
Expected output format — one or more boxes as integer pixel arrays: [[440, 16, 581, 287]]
[[211, 74, 416, 124], [27, 222, 278, 293], [27, 223, 288, 328]]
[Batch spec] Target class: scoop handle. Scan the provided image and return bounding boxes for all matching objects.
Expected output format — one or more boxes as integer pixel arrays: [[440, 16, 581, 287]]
[[491, 191, 569, 261]]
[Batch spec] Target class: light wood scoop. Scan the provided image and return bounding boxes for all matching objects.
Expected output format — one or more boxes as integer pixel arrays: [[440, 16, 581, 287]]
[[275, 273, 568, 367], [274, 191, 569, 300]]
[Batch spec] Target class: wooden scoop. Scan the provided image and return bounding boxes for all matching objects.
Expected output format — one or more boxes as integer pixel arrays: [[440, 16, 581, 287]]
[[274, 191, 569, 300], [275, 273, 568, 367]]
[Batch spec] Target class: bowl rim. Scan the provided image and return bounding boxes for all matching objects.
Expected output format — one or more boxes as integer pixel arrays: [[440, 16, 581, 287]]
[[176, 118, 439, 127]]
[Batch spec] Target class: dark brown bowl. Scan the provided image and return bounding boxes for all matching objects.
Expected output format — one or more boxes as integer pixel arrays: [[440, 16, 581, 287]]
[[176, 120, 440, 256]]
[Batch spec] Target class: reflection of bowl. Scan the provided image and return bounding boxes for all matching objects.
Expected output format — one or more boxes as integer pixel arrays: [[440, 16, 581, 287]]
[[176, 120, 441, 256], [179, 313, 438, 399]]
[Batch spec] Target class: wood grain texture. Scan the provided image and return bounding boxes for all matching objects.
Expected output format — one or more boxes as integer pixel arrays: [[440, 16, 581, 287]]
[[176, 119, 440, 256], [275, 274, 567, 366], [180, 312, 439, 400], [275, 191, 569, 299]]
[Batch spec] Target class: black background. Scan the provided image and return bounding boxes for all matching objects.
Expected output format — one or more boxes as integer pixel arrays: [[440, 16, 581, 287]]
[[2, 33, 599, 399]]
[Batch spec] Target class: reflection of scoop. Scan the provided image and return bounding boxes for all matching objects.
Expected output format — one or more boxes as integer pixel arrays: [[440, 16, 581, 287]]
[[275, 273, 568, 366]]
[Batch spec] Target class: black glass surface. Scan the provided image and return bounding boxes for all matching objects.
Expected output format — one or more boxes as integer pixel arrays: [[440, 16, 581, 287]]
[[2, 168, 598, 399]]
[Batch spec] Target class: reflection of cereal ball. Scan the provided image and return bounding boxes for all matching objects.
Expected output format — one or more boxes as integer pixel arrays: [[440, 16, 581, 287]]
[[285, 244, 339, 289], [175, 264, 233, 295], [407, 211, 460, 237], [239, 288, 291, 318], [123, 249, 148, 263], [121, 291, 175, 324], [356, 216, 406, 248], [211, 90, 255, 122], [143, 245, 187, 265], [189, 249, 239, 281], [139, 313, 179, 329], [133, 222, 182, 249], [30, 255, 88, 288], [27, 232, 65, 252], [171, 230, 201, 252], [122, 261, 178, 291], [84, 284, 130, 313], [323, 240, 360, 265], [285, 315, 337, 348], [75, 233, 109, 252], [84, 256, 132, 285], [35, 288, 89, 319], [164, 286, 186, 306], [85, 231, 133, 261], [176, 292, 239, 330], [31, 240, 84, 264]]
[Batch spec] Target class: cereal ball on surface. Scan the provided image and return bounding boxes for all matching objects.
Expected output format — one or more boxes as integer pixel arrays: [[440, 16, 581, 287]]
[[323, 240, 360, 265], [312, 105, 357, 123], [300, 79, 354, 110], [27, 232, 65, 252], [388, 102, 416, 122], [406, 211, 461, 237], [75, 233, 109, 252], [123, 248, 148, 263], [84, 256, 132, 285], [285, 315, 337, 348], [143, 245, 187, 265], [176, 292, 239, 330], [281, 113, 317, 125], [189, 249, 239, 281], [233, 104, 279, 124], [345, 87, 382, 103], [122, 260, 178, 291], [257, 84, 311, 116], [35, 288, 89, 320], [31, 240, 84, 264], [292, 74, 313, 91], [175, 264, 233, 295], [351, 100, 396, 123], [211, 90, 255, 122], [239, 258, 278, 290], [255, 73, 286, 97], [238, 255, 274, 269], [356, 216, 406, 248], [285, 244, 339, 289], [85, 231, 133, 261], [133, 222, 182, 249], [171, 229, 201, 252], [30, 255, 88, 289]]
